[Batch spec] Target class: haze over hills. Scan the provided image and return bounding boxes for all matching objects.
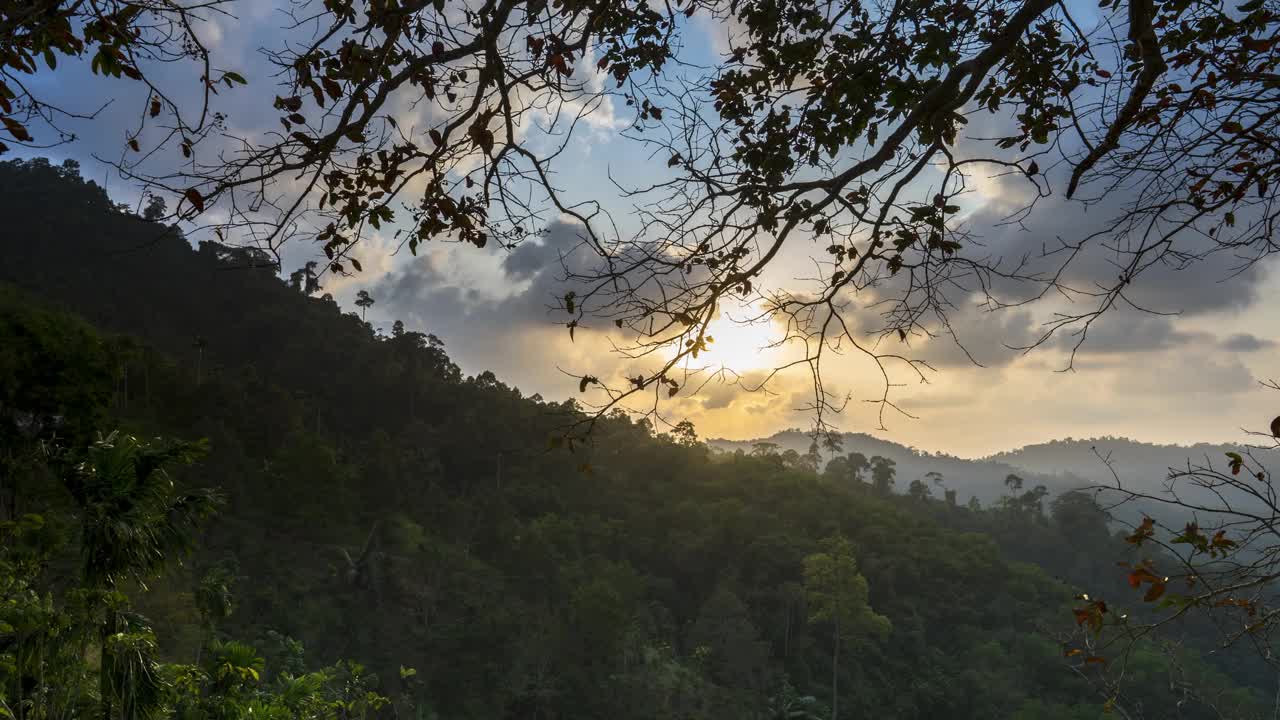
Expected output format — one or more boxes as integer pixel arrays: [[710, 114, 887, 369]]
[[712, 430, 1278, 513]]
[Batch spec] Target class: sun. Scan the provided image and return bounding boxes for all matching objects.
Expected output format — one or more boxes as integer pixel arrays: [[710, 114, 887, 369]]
[[671, 304, 785, 372]]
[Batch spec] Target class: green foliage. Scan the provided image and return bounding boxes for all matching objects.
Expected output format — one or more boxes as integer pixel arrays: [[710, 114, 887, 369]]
[[802, 537, 889, 643], [67, 432, 221, 590], [0, 434, 394, 720], [0, 162, 1270, 719]]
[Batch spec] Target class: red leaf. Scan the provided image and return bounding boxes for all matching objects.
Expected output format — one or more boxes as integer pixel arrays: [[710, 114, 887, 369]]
[[1143, 582, 1166, 602], [184, 188, 205, 213]]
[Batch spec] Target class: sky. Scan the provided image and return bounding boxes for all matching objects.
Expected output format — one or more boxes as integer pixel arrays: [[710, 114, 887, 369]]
[[20, 1, 1280, 457]]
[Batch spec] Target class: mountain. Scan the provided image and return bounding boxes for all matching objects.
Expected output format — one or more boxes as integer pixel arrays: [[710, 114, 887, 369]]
[[988, 436, 1271, 490], [0, 157, 1269, 719], [711, 430, 1093, 506], [713, 430, 1277, 522]]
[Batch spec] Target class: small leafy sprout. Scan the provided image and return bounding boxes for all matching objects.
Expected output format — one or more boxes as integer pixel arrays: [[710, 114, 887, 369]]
[[1226, 451, 1245, 475]]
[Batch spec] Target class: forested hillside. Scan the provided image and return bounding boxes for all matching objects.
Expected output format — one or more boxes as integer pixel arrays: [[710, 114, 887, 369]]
[[712, 430, 1279, 525], [711, 430, 1090, 506], [0, 158, 1269, 719]]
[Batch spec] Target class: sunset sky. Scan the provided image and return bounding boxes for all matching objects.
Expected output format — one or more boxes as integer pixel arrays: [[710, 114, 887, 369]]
[[24, 2, 1279, 457]]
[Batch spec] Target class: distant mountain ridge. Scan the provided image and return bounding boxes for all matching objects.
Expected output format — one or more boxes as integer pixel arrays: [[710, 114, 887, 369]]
[[986, 436, 1258, 480], [710, 430, 1276, 510]]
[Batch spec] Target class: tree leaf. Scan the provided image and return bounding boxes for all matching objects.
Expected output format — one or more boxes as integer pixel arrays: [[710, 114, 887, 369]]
[[2, 117, 31, 142], [185, 188, 205, 213]]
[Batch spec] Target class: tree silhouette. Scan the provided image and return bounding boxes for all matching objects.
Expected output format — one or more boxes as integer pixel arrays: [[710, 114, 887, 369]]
[[289, 262, 323, 296], [907, 478, 932, 502], [870, 456, 896, 495], [8, 0, 1279, 431], [355, 289, 376, 321], [752, 442, 781, 458], [141, 194, 166, 222], [848, 453, 870, 484]]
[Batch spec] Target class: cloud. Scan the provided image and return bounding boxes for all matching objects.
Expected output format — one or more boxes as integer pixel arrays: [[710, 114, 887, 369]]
[[908, 303, 1040, 368], [1118, 352, 1256, 397], [1222, 333, 1276, 352], [697, 381, 741, 410], [1054, 313, 1209, 355], [959, 156, 1270, 319], [370, 220, 600, 373], [500, 226, 583, 282]]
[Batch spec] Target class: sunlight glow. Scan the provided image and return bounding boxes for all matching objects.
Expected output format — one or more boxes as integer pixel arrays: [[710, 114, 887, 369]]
[[671, 303, 785, 372]]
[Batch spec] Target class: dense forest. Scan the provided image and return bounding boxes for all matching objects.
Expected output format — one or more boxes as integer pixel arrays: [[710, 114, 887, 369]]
[[0, 158, 1271, 719]]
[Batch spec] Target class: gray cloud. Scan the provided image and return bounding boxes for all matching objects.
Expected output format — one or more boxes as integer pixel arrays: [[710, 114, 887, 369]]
[[697, 382, 741, 410], [500, 226, 583, 281], [908, 304, 1040, 369], [961, 164, 1270, 319], [1053, 313, 1209, 355], [370, 221, 602, 385], [1119, 353, 1256, 396], [1223, 332, 1276, 352]]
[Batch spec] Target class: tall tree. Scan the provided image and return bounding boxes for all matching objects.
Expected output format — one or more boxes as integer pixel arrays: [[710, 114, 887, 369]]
[[355, 290, 376, 321], [907, 478, 932, 502], [65, 432, 220, 589], [61, 432, 220, 720], [192, 336, 207, 387], [803, 536, 890, 720], [870, 457, 896, 495]]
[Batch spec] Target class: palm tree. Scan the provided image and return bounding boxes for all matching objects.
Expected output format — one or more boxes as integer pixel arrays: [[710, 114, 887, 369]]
[[98, 608, 165, 720], [62, 432, 221, 720], [66, 432, 221, 589]]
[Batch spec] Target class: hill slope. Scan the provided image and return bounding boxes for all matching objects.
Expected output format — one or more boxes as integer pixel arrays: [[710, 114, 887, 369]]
[[711, 430, 1090, 505], [0, 157, 1268, 719], [713, 428, 1276, 520]]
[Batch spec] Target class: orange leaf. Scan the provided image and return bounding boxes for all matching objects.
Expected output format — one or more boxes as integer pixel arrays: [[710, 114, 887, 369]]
[[184, 188, 205, 213], [2, 116, 31, 142], [1143, 581, 1166, 602]]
